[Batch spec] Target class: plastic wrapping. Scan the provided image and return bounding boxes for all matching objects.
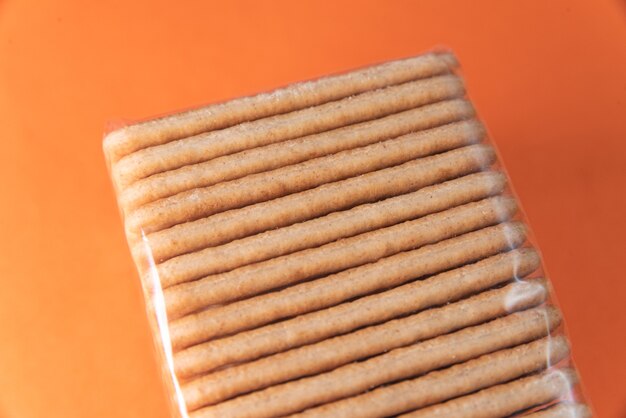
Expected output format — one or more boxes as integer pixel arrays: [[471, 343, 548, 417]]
[[103, 51, 591, 418]]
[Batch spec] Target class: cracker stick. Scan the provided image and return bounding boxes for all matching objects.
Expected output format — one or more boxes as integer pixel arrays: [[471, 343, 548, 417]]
[[127, 120, 484, 233], [190, 307, 561, 418], [524, 403, 592, 418], [113, 74, 465, 188], [400, 369, 578, 418], [172, 222, 528, 371], [120, 99, 475, 212], [104, 52, 457, 163], [182, 280, 548, 410], [291, 336, 571, 418], [170, 243, 537, 352], [141, 143, 495, 261], [159, 171, 506, 286], [164, 196, 517, 318]]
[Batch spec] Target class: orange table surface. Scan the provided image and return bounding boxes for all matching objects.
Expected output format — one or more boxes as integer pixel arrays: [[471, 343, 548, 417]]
[[1, 1, 625, 417]]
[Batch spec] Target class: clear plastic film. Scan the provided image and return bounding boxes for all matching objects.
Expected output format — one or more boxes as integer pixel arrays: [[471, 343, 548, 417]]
[[103, 50, 591, 418]]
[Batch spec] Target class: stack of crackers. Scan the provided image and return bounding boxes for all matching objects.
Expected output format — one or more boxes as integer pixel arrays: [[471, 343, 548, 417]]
[[103, 52, 590, 418]]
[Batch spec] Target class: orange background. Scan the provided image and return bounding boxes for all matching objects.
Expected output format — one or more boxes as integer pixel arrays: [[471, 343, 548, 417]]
[[1, 0, 625, 417]]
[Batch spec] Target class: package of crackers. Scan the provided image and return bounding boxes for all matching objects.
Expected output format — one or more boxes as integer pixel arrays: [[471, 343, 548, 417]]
[[103, 51, 591, 418]]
